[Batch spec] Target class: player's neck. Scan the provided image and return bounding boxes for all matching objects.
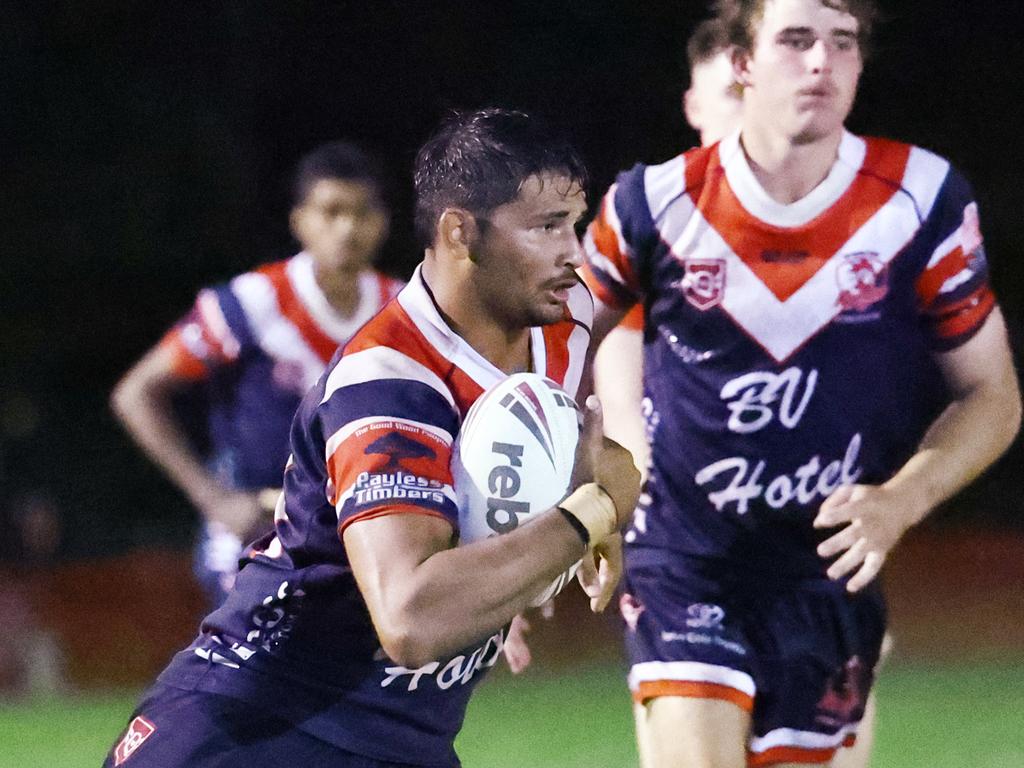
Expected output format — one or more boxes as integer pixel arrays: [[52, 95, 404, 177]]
[[421, 259, 532, 374], [456, 320, 532, 375], [313, 262, 364, 318], [739, 126, 843, 205]]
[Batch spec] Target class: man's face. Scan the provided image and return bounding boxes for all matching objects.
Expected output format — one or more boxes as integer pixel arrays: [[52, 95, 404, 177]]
[[291, 178, 389, 275], [739, 0, 862, 143], [470, 173, 587, 329], [685, 51, 744, 146]]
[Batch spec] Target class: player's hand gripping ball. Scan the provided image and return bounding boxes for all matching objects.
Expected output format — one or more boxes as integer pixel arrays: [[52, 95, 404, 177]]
[[453, 372, 581, 606]]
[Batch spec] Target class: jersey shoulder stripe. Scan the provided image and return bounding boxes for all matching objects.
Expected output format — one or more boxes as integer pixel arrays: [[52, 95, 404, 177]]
[[345, 289, 484, 416], [160, 285, 245, 379]]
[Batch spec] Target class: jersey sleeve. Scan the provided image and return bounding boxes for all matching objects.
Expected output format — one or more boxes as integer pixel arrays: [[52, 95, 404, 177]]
[[618, 304, 644, 331], [914, 168, 997, 351], [317, 348, 461, 536], [580, 164, 654, 311], [158, 283, 253, 379]]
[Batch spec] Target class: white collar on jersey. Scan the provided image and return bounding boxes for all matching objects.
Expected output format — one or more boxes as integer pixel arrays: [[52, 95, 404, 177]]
[[397, 264, 550, 388], [289, 252, 383, 341], [718, 129, 867, 228]]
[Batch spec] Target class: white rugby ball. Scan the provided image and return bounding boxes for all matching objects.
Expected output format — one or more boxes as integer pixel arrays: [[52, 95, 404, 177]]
[[453, 372, 581, 607]]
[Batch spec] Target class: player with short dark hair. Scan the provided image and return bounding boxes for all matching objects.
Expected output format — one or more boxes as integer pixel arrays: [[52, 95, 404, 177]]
[[105, 108, 640, 768], [582, 1, 1020, 765], [111, 141, 402, 606], [292, 140, 393, 209], [412, 109, 589, 249]]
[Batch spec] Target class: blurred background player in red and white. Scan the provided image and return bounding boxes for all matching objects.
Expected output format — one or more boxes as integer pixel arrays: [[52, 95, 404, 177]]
[[111, 142, 402, 606], [592, 15, 886, 768], [581, 0, 1021, 765]]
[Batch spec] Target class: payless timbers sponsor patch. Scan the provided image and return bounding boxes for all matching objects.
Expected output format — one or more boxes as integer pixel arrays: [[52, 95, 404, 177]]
[[352, 470, 447, 506], [327, 418, 453, 504], [113, 716, 156, 765]]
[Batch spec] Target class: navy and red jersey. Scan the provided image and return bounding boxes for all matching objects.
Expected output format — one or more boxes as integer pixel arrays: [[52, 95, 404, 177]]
[[582, 130, 995, 578], [160, 252, 403, 490], [156, 266, 593, 766]]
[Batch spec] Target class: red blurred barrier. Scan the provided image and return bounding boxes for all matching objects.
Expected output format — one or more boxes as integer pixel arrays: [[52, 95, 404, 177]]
[[26, 549, 205, 688], [9, 528, 1023, 689]]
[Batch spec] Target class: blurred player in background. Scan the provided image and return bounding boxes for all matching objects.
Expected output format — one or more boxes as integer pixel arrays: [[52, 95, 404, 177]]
[[111, 142, 402, 606], [104, 108, 640, 768], [582, 0, 1021, 765]]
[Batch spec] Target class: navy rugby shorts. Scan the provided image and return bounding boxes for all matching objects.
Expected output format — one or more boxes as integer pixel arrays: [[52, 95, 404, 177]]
[[621, 556, 886, 766], [104, 684, 434, 768]]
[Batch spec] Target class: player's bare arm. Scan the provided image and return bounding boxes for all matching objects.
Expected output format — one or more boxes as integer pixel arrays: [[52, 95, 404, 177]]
[[575, 295, 629, 406], [110, 343, 268, 538], [345, 424, 638, 667], [594, 323, 649, 473], [815, 308, 1021, 591]]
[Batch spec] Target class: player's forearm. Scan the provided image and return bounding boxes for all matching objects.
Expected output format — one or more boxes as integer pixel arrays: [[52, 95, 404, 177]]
[[884, 379, 1021, 526], [384, 510, 584, 666], [111, 374, 223, 509], [594, 331, 649, 474]]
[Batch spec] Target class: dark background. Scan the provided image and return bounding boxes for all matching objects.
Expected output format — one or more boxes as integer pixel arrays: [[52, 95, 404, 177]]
[[3, 1, 1023, 560]]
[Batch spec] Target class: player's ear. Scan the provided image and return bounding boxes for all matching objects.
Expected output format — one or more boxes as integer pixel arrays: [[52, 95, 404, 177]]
[[288, 204, 307, 243], [683, 87, 700, 132], [732, 46, 752, 89], [438, 208, 478, 262]]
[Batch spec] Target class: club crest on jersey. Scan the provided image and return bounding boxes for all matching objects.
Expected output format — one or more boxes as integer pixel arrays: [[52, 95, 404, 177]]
[[113, 716, 156, 766], [681, 258, 726, 310], [836, 251, 888, 316]]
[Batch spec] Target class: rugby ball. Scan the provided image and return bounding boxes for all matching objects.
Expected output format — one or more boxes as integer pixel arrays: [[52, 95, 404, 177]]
[[453, 372, 581, 606]]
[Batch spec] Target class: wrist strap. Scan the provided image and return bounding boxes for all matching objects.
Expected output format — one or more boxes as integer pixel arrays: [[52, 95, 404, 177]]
[[558, 482, 617, 548], [557, 506, 590, 547]]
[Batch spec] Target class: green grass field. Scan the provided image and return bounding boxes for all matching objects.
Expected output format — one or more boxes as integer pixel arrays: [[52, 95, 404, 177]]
[[2, 662, 1021, 767]]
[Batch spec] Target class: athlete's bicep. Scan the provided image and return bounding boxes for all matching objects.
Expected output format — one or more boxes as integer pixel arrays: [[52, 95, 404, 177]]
[[591, 295, 629, 349], [344, 513, 454, 635], [933, 307, 1017, 399]]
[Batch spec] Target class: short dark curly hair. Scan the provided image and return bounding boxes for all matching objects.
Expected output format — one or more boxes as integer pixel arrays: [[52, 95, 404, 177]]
[[291, 141, 388, 210], [687, 18, 733, 71], [713, 0, 879, 59], [413, 108, 588, 249]]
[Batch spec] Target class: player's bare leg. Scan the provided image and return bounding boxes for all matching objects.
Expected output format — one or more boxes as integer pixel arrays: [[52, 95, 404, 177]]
[[633, 703, 655, 768], [636, 696, 749, 768]]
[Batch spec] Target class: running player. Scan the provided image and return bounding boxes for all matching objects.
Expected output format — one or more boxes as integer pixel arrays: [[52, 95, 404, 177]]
[[595, 14, 884, 768], [104, 108, 640, 768], [581, 1, 1021, 765], [111, 142, 402, 605]]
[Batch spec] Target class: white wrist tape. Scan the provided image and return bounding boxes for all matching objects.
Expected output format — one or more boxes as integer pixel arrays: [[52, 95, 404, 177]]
[[559, 482, 618, 547]]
